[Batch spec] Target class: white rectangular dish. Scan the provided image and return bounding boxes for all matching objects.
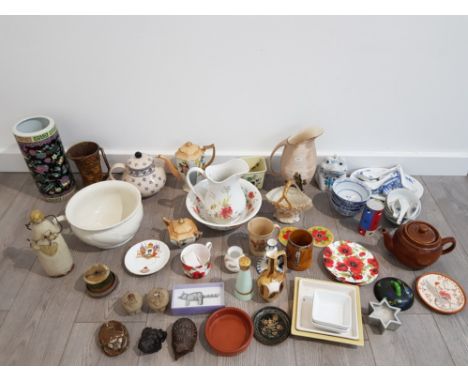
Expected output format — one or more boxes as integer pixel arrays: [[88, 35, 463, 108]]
[[296, 278, 359, 340], [312, 289, 352, 331]]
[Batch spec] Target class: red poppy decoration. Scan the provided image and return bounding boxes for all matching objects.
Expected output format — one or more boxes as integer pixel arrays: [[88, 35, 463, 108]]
[[248, 191, 255, 199], [323, 258, 334, 268], [337, 243, 353, 256], [220, 206, 233, 219], [308, 226, 334, 247], [322, 241, 379, 285]]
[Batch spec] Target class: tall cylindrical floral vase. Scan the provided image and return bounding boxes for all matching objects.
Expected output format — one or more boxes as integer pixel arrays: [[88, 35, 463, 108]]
[[12, 116, 76, 201]]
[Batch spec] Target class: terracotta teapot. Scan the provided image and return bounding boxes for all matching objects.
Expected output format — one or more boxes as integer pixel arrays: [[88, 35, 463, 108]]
[[257, 250, 287, 302], [109, 152, 180, 197], [382, 220, 456, 269], [269, 127, 324, 187]]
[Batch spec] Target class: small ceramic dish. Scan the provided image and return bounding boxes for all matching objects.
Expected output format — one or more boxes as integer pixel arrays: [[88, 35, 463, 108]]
[[253, 306, 291, 345], [368, 298, 402, 333], [307, 226, 334, 247], [384, 188, 421, 225], [240, 156, 267, 189], [266, 180, 312, 223], [205, 307, 253, 356], [331, 179, 371, 217], [295, 278, 361, 342], [278, 226, 297, 246], [415, 272, 466, 314], [311, 289, 352, 332], [374, 277, 414, 311], [124, 240, 170, 276], [186, 179, 262, 231]]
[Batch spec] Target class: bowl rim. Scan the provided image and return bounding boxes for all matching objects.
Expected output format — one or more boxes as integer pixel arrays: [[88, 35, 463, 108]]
[[186, 178, 261, 228], [65, 180, 142, 232]]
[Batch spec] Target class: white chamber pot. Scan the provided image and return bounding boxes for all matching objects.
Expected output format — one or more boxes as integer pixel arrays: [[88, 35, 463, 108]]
[[58, 180, 143, 249]]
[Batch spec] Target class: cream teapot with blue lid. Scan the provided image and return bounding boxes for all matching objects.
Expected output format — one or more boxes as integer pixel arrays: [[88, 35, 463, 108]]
[[109, 151, 180, 197]]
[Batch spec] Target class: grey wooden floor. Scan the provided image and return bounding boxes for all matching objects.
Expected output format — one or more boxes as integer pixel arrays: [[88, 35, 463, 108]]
[[0, 173, 467, 366]]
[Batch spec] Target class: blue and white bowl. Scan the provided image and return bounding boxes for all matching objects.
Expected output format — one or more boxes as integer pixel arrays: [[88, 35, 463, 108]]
[[331, 179, 371, 216]]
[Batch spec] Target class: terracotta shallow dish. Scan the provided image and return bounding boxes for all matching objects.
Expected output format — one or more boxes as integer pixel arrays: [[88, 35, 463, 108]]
[[415, 272, 466, 314], [205, 307, 253, 356]]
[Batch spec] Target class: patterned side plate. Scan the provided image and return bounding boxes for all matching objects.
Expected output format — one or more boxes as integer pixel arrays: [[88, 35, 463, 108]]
[[124, 240, 171, 276], [307, 226, 334, 247], [278, 226, 297, 246], [322, 241, 379, 285], [416, 273, 466, 314]]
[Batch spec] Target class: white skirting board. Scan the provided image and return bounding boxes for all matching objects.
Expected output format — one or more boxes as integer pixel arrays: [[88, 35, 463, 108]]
[[0, 150, 467, 176]]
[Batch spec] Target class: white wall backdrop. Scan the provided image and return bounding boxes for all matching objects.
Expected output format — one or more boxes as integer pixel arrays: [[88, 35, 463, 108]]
[[0, 16, 467, 174]]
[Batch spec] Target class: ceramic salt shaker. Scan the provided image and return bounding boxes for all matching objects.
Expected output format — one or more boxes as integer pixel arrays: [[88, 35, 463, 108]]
[[26, 209, 74, 277], [234, 256, 253, 301], [316, 154, 347, 191]]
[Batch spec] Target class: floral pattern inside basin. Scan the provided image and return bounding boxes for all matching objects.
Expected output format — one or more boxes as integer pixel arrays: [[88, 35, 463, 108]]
[[322, 241, 379, 285], [307, 226, 334, 247], [416, 273, 466, 314]]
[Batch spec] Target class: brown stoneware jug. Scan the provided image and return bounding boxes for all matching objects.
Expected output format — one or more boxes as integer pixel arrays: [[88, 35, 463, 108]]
[[382, 220, 456, 269], [257, 251, 287, 302]]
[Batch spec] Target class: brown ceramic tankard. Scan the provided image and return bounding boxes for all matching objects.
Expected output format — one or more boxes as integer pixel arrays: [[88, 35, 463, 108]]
[[67, 141, 110, 186], [286, 229, 313, 271], [247, 217, 281, 256]]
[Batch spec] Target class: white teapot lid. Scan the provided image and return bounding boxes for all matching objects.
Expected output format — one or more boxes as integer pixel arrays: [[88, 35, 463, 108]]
[[127, 152, 154, 170]]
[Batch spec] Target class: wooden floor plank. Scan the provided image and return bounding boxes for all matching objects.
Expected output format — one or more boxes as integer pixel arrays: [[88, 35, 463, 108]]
[[0, 173, 29, 219], [0, 310, 7, 328], [367, 314, 454, 365], [422, 176, 468, 255]]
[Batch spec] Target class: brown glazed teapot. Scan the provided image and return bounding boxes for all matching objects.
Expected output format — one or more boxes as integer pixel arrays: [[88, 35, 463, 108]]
[[382, 220, 456, 269]]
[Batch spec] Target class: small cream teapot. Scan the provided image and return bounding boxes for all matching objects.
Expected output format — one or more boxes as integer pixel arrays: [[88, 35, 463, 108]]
[[109, 152, 180, 197], [174, 142, 216, 177]]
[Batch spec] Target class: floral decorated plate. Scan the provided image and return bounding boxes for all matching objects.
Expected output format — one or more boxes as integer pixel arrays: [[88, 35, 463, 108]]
[[278, 226, 297, 246], [124, 240, 170, 276], [322, 241, 379, 285], [416, 272, 466, 314], [308, 226, 334, 247], [186, 179, 262, 231]]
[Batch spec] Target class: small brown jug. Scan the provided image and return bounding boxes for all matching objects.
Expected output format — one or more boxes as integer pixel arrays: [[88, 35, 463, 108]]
[[257, 251, 287, 302], [382, 220, 456, 269], [67, 141, 110, 186]]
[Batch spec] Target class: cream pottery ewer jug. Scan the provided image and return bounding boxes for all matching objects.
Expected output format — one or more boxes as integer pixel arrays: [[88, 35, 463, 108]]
[[186, 159, 249, 224], [270, 127, 324, 186]]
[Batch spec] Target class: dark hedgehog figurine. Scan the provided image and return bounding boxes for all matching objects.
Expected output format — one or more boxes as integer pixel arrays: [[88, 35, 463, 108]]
[[138, 327, 167, 354], [172, 318, 197, 360]]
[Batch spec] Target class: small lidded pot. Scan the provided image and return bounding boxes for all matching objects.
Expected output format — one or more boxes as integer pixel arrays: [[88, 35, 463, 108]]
[[382, 220, 456, 269], [163, 217, 202, 247], [174, 142, 216, 182]]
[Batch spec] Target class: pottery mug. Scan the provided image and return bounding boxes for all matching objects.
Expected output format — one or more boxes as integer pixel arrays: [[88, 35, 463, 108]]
[[247, 217, 281, 256], [224, 246, 245, 273], [180, 242, 212, 279], [66, 141, 110, 186], [286, 229, 313, 271]]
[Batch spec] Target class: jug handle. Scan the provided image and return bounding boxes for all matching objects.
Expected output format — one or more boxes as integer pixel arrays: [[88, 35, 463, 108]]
[[186, 167, 206, 200], [441, 237, 456, 255], [108, 163, 126, 180], [201, 144, 216, 168], [55, 215, 72, 235], [156, 155, 182, 180], [274, 180, 294, 211], [269, 139, 287, 176]]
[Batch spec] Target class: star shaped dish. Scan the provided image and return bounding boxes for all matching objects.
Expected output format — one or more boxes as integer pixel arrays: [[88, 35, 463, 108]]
[[368, 298, 402, 333]]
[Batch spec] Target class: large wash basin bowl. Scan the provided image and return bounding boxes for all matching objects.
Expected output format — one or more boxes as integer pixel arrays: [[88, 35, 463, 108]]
[[59, 180, 143, 249]]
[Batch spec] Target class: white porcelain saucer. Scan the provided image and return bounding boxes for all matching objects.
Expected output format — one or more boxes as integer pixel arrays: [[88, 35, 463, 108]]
[[124, 240, 170, 276]]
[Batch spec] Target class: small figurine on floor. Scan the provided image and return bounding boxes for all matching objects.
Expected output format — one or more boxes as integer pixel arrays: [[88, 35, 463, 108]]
[[26, 209, 74, 277]]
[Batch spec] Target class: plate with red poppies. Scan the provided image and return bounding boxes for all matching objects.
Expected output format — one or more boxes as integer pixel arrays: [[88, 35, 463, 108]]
[[322, 241, 379, 285], [307, 226, 334, 247]]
